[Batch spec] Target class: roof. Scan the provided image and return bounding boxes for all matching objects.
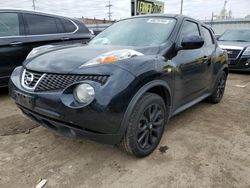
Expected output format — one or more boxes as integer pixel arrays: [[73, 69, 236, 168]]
[[133, 13, 180, 19], [122, 14, 204, 25], [0, 8, 73, 19]]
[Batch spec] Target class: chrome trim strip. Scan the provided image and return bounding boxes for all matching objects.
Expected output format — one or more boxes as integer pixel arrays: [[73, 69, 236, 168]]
[[21, 69, 46, 91], [219, 45, 244, 60], [0, 75, 10, 78], [219, 45, 244, 50], [0, 19, 78, 39]]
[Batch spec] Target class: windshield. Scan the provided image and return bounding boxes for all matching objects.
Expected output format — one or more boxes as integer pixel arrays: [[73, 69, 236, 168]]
[[89, 17, 176, 47], [218, 30, 250, 42]]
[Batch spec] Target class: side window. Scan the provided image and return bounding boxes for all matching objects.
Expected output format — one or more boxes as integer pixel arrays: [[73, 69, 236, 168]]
[[55, 19, 65, 33], [61, 19, 76, 33], [180, 21, 200, 39], [25, 14, 60, 35], [0, 13, 20, 37], [202, 26, 214, 46]]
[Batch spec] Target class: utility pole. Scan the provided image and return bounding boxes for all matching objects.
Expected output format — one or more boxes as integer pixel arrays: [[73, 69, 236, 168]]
[[32, 0, 36, 10], [180, 0, 183, 15], [106, 1, 113, 21], [134, 0, 137, 16], [211, 12, 214, 26]]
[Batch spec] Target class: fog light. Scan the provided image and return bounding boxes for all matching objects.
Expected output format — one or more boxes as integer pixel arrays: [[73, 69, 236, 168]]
[[73, 83, 95, 104], [245, 59, 250, 66]]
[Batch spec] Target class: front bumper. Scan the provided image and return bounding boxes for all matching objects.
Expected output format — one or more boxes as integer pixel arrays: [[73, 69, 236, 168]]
[[0, 76, 10, 88], [228, 57, 250, 72], [9, 66, 136, 144], [18, 105, 121, 144]]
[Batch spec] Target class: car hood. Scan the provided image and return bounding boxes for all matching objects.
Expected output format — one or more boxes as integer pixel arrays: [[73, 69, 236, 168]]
[[24, 44, 160, 73], [218, 41, 250, 48]]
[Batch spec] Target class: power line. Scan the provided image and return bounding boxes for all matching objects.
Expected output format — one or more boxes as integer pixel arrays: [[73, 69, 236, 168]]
[[105, 1, 113, 21]]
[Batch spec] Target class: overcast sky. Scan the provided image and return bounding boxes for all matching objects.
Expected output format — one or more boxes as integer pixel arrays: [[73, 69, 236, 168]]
[[1, 0, 249, 20]]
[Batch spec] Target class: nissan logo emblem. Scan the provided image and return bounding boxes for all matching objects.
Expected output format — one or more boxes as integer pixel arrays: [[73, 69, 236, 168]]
[[24, 72, 34, 86]]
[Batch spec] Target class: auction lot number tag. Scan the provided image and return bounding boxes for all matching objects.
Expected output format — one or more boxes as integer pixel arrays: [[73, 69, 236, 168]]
[[147, 19, 171, 24]]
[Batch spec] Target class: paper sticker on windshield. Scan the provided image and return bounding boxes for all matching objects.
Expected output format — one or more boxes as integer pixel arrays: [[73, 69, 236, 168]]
[[147, 19, 171, 24]]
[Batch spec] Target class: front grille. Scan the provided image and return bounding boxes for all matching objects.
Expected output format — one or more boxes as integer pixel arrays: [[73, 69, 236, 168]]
[[229, 59, 237, 65], [229, 58, 250, 69], [36, 73, 109, 91], [22, 69, 44, 90], [224, 49, 241, 60], [21, 69, 109, 92], [28, 72, 43, 87]]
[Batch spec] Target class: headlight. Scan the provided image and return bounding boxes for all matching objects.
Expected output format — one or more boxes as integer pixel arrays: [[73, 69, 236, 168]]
[[73, 83, 95, 104], [242, 47, 250, 56], [81, 49, 144, 67]]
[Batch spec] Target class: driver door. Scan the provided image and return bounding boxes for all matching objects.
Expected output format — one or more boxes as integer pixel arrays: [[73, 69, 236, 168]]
[[172, 20, 207, 109]]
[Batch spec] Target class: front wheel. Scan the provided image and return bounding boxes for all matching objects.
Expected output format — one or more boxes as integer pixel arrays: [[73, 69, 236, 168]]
[[208, 71, 227, 104], [119, 93, 167, 158]]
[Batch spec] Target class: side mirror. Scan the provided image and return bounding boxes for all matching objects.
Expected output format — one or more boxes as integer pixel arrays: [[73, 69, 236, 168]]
[[89, 29, 95, 35], [181, 35, 204, 50]]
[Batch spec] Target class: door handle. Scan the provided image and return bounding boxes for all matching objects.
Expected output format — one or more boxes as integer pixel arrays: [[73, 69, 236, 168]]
[[203, 56, 209, 61], [203, 56, 212, 66], [9, 41, 23, 46]]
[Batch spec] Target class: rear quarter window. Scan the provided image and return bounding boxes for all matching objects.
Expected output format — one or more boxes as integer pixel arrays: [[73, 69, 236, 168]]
[[61, 19, 77, 33]]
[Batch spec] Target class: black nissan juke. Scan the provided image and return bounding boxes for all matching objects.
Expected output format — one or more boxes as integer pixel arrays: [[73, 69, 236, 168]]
[[9, 14, 228, 157]]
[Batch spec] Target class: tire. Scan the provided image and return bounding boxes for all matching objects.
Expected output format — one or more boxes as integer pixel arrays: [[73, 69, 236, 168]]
[[208, 71, 227, 104], [119, 93, 167, 158]]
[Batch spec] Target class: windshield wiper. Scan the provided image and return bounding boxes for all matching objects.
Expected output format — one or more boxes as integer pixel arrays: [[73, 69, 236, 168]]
[[230, 40, 249, 42], [218, 39, 249, 42]]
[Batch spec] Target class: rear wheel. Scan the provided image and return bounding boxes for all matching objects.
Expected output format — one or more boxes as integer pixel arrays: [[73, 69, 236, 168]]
[[208, 71, 227, 104], [119, 93, 167, 158]]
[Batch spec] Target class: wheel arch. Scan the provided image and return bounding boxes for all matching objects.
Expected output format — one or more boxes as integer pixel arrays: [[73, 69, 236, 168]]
[[223, 66, 229, 76], [147, 85, 171, 108], [215, 64, 229, 82], [117, 80, 172, 142], [211, 64, 228, 93]]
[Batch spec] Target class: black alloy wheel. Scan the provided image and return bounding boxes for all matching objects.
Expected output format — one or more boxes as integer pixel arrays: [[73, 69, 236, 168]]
[[208, 71, 227, 104], [216, 75, 226, 99], [137, 104, 164, 149], [119, 93, 167, 158]]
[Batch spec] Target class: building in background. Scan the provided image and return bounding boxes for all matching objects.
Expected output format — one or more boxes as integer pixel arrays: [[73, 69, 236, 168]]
[[203, 18, 250, 35], [79, 17, 114, 25], [201, 0, 250, 35], [212, 0, 233, 20], [78, 17, 114, 35]]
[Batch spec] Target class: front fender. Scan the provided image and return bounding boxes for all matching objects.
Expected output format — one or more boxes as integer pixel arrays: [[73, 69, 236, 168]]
[[212, 48, 228, 89], [117, 79, 172, 143]]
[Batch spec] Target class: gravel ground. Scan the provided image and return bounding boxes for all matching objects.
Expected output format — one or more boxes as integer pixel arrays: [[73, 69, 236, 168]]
[[0, 73, 249, 188]]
